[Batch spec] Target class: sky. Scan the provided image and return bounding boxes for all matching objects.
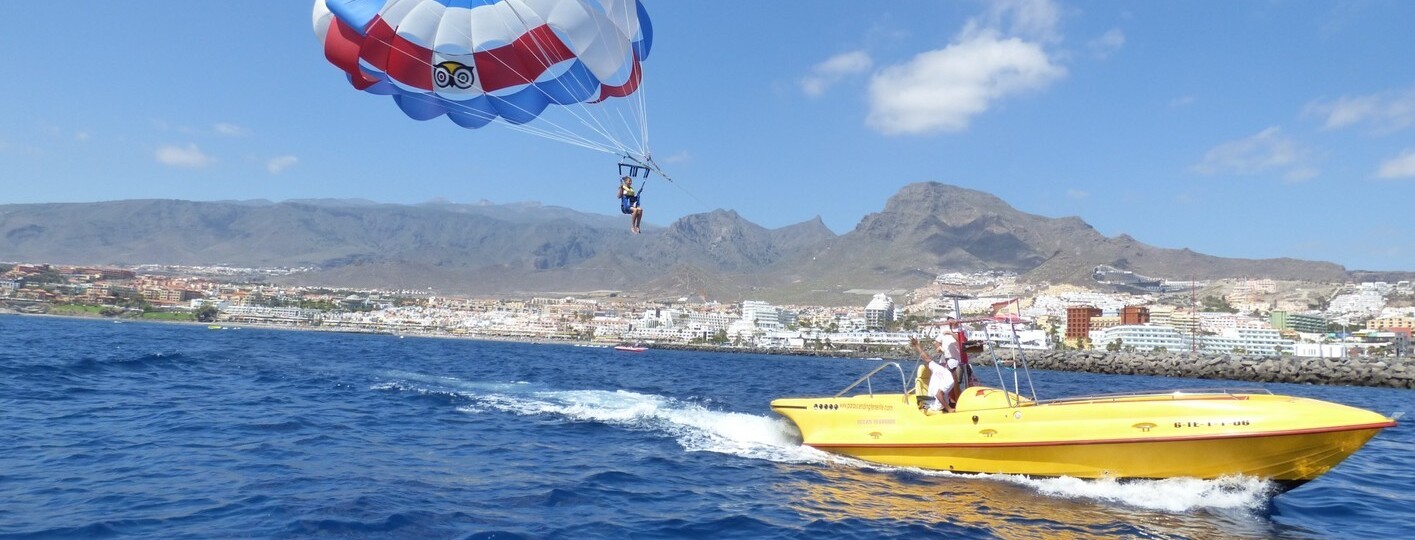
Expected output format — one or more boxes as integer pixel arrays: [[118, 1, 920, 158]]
[[2, 1, 1413, 272]]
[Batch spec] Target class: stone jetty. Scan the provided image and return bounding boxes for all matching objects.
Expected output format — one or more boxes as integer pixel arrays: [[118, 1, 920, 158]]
[[644, 343, 1413, 389], [976, 350, 1414, 390]]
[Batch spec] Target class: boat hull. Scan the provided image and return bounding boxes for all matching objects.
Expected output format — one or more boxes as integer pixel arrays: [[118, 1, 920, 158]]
[[771, 387, 1394, 484]]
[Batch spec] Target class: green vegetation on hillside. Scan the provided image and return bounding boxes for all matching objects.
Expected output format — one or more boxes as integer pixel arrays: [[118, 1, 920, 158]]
[[49, 303, 108, 316], [23, 269, 66, 284], [140, 311, 196, 321], [48, 302, 195, 321], [1200, 295, 1238, 313]]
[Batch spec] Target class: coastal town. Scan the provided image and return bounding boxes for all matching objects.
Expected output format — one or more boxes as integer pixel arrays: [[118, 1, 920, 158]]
[[3, 261, 1411, 359]]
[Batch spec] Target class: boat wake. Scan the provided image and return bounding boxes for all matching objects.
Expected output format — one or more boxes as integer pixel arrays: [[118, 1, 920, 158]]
[[988, 473, 1272, 513], [372, 373, 1275, 513]]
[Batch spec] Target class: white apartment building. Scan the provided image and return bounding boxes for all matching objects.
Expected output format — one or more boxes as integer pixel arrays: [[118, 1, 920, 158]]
[[1202, 327, 1294, 356], [1359, 282, 1394, 294], [221, 304, 315, 322], [1091, 324, 1293, 356], [727, 317, 760, 339], [836, 315, 868, 332], [1169, 311, 1201, 335], [738, 300, 797, 332], [864, 294, 895, 329], [979, 322, 1051, 350], [636, 308, 684, 329], [1229, 278, 1277, 301], [1147, 305, 1175, 328], [1092, 325, 1192, 352], [1198, 312, 1267, 333], [1294, 343, 1352, 359], [1027, 292, 1130, 319], [814, 330, 912, 347], [1328, 290, 1385, 317], [686, 311, 735, 333]]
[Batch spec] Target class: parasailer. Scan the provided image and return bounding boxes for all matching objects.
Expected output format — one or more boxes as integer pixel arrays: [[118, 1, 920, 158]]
[[311, 0, 671, 180], [617, 175, 642, 233]]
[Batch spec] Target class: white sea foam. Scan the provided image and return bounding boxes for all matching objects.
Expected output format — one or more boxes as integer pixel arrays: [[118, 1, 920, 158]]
[[996, 474, 1272, 512], [374, 375, 1275, 513]]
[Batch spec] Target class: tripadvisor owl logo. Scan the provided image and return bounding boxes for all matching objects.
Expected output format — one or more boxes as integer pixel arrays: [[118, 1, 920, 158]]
[[434, 61, 475, 89]]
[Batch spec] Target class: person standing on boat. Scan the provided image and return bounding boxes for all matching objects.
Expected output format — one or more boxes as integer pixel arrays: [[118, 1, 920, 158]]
[[618, 175, 643, 234], [911, 326, 961, 413], [950, 320, 975, 402]]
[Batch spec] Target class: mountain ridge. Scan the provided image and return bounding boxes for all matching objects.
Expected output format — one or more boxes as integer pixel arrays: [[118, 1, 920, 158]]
[[1, 183, 1393, 304]]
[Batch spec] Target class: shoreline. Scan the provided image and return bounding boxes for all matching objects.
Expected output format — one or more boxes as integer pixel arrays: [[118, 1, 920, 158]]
[[7, 310, 1411, 390]]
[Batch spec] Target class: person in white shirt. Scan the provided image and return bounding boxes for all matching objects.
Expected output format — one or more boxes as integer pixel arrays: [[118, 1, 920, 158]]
[[911, 321, 962, 412]]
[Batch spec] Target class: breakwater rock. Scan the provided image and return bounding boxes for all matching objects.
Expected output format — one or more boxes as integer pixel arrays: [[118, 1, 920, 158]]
[[635, 343, 1413, 389], [979, 350, 1415, 390], [645, 342, 889, 359]]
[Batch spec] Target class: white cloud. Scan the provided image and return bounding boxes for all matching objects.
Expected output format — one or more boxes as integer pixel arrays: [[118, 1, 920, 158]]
[[1087, 29, 1125, 59], [266, 155, 299, 174], [1066, 188, 1089, 199], [1376, 149, 1415, 179], [867, 31, 1065, 135], [1192, 127, 1318, 182], [865, 0, 1065, 135], [74, 130, 91, 142], [1305, 87, 1415, 133], [976, 0, 1062, 43], [214, 123, 250, 137], [801, 51, 873, 97], [156, 144, 214, 168]]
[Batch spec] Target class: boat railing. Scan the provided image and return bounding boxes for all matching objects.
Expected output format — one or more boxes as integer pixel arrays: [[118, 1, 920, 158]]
[[834, 362, 910, 403], [978, 325, 1039, 407], [1036, 387, 1275, 405]]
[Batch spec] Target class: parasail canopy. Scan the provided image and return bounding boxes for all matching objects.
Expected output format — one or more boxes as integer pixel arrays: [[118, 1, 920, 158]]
[[314, 0, 656, 164]]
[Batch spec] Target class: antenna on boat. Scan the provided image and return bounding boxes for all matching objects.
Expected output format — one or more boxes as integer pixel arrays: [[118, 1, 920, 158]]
[[1190, 275, 1198, 356]]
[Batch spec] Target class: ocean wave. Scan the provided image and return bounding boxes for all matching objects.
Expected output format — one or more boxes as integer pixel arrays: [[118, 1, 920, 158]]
[[372, 373, 1280, 516]]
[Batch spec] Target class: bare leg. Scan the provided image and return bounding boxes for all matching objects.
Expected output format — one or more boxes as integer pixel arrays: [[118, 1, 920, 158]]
[[934, 390, 955, 413]]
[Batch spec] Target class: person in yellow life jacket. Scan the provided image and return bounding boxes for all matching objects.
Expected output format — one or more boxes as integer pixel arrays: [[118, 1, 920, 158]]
[[618, 175, 643, 233]]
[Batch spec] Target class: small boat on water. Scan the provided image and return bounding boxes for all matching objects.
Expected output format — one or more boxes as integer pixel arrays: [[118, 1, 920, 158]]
[[771, 359, 1396, 491], [613, 344, 649, 353]]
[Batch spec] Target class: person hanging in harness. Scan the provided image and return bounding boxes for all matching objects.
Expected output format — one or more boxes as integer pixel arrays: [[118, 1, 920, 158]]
[[618, 175, 644, 234]]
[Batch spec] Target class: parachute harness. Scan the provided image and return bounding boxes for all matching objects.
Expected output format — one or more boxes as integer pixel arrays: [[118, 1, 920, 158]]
[[617, 154, 711, 211]]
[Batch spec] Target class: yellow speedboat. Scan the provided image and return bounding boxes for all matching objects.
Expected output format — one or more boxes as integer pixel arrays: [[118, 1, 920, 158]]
[[771, 362, 1396, 490]]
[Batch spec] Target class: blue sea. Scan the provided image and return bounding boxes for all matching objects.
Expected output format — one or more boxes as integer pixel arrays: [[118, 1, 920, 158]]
[[2, 315, 1411, 539]]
